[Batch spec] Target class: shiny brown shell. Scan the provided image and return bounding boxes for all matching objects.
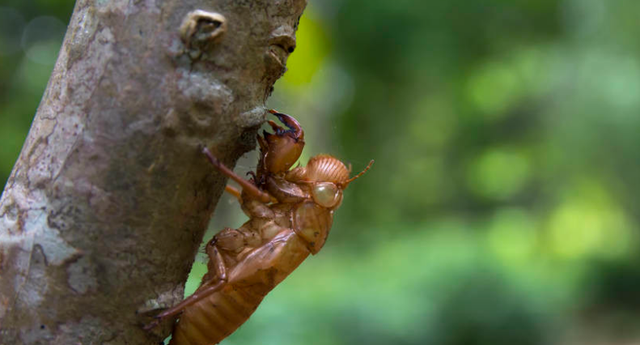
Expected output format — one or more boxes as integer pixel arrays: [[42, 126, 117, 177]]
[[286, 154, 350, 184], [150, 111, 371, 345]]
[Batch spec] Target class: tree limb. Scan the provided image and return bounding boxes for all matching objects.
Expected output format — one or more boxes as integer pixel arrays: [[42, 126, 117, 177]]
[[0, 0, 307, 343]]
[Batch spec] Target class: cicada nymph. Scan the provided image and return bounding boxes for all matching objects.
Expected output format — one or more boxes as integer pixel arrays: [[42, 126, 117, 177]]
[[148, 110, 373, 345]]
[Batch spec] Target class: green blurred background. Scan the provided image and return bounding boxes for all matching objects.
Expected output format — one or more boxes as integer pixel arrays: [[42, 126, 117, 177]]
[[3, 1, 640, 344]]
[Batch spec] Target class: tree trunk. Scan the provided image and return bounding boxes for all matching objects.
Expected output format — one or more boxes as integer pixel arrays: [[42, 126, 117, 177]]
[[0, 0, 306, 343]]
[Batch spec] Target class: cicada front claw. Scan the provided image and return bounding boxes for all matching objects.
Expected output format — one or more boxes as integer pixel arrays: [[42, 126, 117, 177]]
[[268, 109, 304, 141]]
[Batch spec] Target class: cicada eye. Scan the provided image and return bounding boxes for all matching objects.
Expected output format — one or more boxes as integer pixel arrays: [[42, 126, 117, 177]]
[[311, 182, 341, 208]]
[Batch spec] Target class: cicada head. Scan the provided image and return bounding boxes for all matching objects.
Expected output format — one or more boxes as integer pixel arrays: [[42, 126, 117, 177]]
[[286, 155, 374, 209]]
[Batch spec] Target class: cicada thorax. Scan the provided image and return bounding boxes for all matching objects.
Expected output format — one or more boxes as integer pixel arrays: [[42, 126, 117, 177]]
[[264, 176, 306, 203]]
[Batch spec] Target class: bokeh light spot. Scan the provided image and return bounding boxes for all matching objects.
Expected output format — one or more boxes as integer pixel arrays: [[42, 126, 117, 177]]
[[21, 16, 65, 65], [547, 179, 635, 260], [487, 208, 537, 264], [467, 148, 531, 200], [467, 61, 520, 119]]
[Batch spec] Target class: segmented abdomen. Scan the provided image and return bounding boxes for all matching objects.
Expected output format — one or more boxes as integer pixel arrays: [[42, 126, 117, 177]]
[[170, 230, 310, 345], [170, 286, 265, 345]]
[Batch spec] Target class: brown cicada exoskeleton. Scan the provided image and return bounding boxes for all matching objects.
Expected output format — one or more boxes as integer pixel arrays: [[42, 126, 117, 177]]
[[148, 110, 373, 345]]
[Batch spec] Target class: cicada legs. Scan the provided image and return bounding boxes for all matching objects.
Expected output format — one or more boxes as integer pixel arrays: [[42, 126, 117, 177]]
[[145, 242, 229, 330], [202, 147, 272, 203]]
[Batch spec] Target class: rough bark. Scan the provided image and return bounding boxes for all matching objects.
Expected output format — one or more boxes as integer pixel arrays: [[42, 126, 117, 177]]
[[0, 0, 307, 343]]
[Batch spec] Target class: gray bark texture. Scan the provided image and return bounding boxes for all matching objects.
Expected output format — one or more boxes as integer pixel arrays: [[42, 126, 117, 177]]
[[0, 0, 307, 343]]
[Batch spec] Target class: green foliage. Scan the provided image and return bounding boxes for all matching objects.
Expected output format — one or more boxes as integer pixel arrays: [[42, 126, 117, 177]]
[[3, 0, 640, 344]]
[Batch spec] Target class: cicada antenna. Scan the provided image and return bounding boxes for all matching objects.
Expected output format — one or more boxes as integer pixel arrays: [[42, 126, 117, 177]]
[[339, 160, 374, 188]]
